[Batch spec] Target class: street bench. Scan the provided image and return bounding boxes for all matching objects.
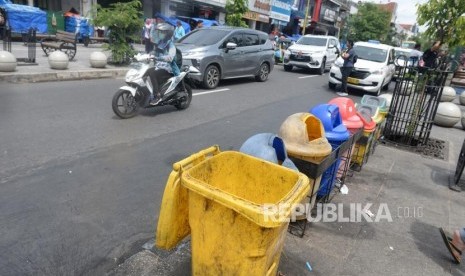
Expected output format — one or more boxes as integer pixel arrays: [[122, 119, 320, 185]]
[[40, 30, 77, 60], [83, 36, 109, 47]]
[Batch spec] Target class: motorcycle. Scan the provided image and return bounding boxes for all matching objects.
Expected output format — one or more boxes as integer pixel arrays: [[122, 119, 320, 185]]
[[112, 54, 200, 119]]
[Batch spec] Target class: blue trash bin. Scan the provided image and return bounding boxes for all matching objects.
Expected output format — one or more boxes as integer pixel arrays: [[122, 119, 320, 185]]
[[310, 104, 350, 197], [240, 133, 298, 171]]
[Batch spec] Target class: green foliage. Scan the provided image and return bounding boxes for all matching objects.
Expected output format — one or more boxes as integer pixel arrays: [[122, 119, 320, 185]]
[[384, 25, 399, 45], [417, 0, 465, 48], [225, 0, 249, 27], [349, 3, 391, 43], [92, 0, 143, 64], [410, 32, 433, 51]]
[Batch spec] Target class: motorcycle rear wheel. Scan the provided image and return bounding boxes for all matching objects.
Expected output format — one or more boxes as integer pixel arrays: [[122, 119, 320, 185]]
[[175, 84, 192, 110], [112, 89, 139, 119]]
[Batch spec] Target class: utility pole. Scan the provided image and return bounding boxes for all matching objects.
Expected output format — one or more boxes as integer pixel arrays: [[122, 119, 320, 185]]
[[302, 0, 311, 35]]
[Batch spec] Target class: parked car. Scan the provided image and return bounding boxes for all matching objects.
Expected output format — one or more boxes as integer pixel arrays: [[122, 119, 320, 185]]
[[176, 26, 274, 89], [283, 35, 340, 75], [328, 41, 396, 95]]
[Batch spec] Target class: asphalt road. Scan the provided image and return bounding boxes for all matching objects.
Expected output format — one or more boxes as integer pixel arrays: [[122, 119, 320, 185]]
[[0, 67, 366, 275]]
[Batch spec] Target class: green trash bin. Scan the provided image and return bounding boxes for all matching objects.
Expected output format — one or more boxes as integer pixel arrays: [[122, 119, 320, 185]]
[[47, 11, 64, 34]]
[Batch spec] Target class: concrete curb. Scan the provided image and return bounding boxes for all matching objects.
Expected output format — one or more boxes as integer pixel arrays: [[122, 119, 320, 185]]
[[0, 68, 129, 83]]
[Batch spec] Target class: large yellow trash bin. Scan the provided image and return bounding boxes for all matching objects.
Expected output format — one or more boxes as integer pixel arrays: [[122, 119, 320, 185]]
[[156, 146, 310, 276]]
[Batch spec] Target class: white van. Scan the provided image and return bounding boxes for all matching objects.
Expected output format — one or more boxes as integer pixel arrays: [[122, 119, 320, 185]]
[[283, 35, 341, 75], [328, 41, 396, 95]]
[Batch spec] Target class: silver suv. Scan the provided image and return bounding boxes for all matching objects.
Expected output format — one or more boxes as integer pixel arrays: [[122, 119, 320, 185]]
[[176, 26, 274, 89]]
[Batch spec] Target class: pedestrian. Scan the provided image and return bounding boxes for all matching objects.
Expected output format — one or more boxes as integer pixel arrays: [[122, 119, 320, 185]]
[[195, 20, 203, 29], [439, 227, 465, 264], [338, 40, 356, 96], [420, 41, 441, 69], [173, 20, 185, 42], [143, 18, 153, 53]]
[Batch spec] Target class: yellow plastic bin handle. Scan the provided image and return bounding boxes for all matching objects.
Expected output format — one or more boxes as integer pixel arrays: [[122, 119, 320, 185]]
[[173, 145, 221, 172]]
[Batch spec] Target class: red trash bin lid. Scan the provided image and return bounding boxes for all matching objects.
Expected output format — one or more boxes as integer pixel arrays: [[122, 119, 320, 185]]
[[328, 97, 363, 130]]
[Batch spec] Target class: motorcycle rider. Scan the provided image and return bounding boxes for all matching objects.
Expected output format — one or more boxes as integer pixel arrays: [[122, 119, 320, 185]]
[[148, 23, 180, 105]]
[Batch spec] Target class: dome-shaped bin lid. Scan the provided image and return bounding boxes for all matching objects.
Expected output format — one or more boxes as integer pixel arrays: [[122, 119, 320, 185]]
[[361, 95, 387, 113], [239, 133, 298, 171], [310, 104, 350, 143], [279, 113, 332, 159], [356, 104, 383, 125], [328, 97, 364, 130]]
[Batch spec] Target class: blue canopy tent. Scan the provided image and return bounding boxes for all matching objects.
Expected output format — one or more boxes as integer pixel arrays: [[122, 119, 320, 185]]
[[189, 17, 219, 27], [154, 12, 191, 33], [64, 15, 94, 39], [0, 0, 47, 33]]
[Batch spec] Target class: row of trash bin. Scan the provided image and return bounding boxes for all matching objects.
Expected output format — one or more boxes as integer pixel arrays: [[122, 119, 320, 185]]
[[155, 94, 389, 275]]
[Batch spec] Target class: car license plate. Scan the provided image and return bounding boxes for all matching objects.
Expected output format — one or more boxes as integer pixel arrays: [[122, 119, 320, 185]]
[[347, 77, 359, 84]]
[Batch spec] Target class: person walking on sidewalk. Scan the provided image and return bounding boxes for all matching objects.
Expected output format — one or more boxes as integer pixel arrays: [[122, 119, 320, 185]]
[[143, 18, 154, 53], [440, 227, 465, 264], [173, 20, 185, 42], [338, 40, 356, 96]]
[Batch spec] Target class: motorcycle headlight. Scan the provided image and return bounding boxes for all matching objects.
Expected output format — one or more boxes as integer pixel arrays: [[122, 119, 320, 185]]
[[125, 69, 139, 82]]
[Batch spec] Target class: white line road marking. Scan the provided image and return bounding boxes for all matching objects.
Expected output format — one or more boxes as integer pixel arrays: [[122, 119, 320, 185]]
[[193, 88, 231, 96], [298, 75, 320, 79]]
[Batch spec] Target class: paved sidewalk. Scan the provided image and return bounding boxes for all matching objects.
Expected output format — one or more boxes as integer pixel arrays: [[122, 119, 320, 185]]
[[0, 41, 145, 83], [109, 120, 465, 275]]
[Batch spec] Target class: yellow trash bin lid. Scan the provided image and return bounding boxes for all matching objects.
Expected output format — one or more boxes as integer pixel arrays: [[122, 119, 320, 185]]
[[156, 146, 221, 250], [278, 113, 332, 160]]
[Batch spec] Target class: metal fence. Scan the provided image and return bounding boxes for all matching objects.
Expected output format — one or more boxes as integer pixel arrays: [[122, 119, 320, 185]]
[[2, 28, 37, 65], [383, 58, 453, 147], [18, 28, 37, 64]]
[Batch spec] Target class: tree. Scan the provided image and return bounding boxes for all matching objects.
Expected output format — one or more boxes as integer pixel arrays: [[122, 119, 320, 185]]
[[349, 2, 391, 43], [225, 0, 248, 27], [410, 32, 433, 51], [92, 0, 143, 64], [416, 0, 465, 48]]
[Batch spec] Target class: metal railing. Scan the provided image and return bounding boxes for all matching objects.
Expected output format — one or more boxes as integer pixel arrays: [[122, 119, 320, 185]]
[[382, 56, 454, 147]]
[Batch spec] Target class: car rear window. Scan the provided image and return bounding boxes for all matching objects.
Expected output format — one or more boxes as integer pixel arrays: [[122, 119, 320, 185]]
[[354, 45, 388, 63], [243, 33, 259, 46], [259, 33, 268, 44], [177, 29, 229, 46], [296, 37, 327, 46]]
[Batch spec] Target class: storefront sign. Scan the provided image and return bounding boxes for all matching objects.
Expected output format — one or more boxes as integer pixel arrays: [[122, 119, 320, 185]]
[[243, 11, 270, 23], [270, 0, 292, 22], [248, 0, 271, 15], [322, 8, 336, 22]]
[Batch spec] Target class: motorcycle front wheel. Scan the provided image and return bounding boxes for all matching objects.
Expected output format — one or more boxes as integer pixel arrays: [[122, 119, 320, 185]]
[[174, 83, 192, 110], [112, 89, 139, 119]]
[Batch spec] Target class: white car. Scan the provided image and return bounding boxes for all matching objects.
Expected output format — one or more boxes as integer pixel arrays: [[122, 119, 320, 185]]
[[283, 35, 341, 75], [328, 41, 396, 95]]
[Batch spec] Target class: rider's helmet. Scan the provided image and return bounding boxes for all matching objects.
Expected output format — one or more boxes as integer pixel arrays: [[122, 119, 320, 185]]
[[155, 23, 174, 42]]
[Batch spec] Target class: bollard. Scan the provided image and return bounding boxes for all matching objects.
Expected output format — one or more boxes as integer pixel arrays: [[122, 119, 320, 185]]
[[48, 51, 69, 70], [0, 50, 17, 72]]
